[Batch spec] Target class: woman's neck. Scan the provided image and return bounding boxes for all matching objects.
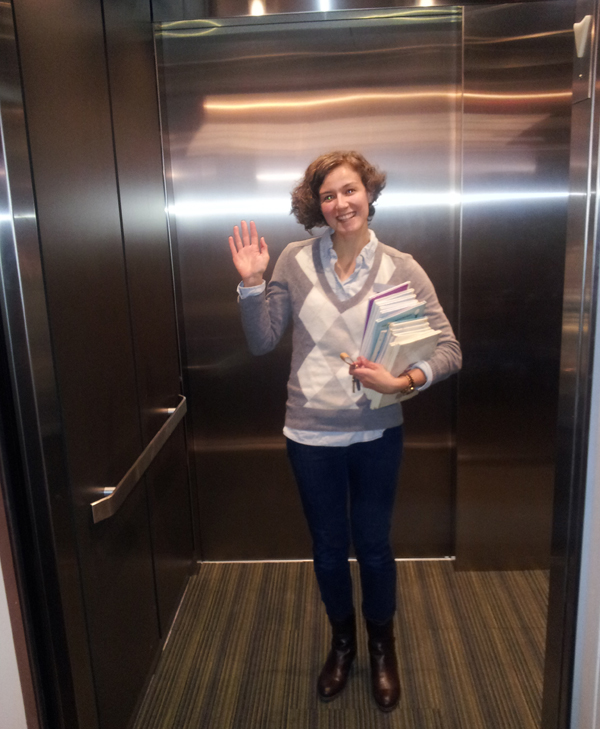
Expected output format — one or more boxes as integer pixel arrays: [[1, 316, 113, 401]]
[[331, 228, 370, 281]]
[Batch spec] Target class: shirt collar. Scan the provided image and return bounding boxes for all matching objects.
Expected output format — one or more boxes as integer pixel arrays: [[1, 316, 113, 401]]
[[320, 229, 378, 266]]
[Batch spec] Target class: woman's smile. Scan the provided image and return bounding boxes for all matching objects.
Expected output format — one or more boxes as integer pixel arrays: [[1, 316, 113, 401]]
[[319, 164, 371, 240]]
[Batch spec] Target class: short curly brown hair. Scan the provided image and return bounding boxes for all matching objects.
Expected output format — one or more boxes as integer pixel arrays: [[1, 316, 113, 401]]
[[291, 150, 387, 232]]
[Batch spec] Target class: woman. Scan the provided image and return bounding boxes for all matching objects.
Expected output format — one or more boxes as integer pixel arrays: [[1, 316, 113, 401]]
[[228, 151, 461, 711]]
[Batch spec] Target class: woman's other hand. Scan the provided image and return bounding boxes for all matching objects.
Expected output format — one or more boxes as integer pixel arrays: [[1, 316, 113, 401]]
[[350, 357, 401, 394], [350, 357, 426, 395], [228, 220, 270, 287]]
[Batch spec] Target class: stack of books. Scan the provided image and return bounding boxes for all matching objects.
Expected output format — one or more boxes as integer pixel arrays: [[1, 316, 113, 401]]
[[359, 282, 440, 409]]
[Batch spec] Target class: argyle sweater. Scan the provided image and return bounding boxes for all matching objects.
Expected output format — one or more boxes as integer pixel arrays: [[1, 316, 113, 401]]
[[239, 233, 462, 432]]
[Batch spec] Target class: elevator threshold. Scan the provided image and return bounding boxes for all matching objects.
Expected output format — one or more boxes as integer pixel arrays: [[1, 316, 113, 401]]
[[200, 556, 456, 564], [133, 561, 547, 729]]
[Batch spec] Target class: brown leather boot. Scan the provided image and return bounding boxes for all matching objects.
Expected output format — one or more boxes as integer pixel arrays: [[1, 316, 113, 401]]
[[366, 618, 401, 711], [317, 614, 357, 701]]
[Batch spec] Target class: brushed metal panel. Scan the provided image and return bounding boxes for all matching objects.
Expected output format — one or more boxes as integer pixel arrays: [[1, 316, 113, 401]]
[[0, 4, 99, 728], [457, 1, 574, 569], [151, 0, 487, 22], [12, 2, 161, 728], [145, 425, 194, 629], [544, 2, 599, 727], [158, 10, 461, 558], [102, 0, 196, 634], [104, 0, 184, 444]]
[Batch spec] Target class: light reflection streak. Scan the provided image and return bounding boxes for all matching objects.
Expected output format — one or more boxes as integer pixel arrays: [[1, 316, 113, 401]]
[[204, 90, 570, 112], [168, 191, 572, 219], [250, 0, 265, 15], [204, 92, 456, 111], [0, 213, 36, 222], [256, 172, 303, 182], [469, 29, 573, 44]]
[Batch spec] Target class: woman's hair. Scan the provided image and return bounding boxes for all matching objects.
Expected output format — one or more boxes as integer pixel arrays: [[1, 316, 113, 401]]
[[291, 150, 387, 232]]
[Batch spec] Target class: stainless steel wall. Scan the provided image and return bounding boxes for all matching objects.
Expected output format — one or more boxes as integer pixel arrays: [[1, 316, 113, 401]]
[[158, 7, 462, 559], [458, 1, 574, 569], [544, 1, 598, 725], [1, 1, 196, 728]]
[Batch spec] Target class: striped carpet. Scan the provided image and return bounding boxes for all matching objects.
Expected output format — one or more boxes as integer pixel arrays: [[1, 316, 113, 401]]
[[133, 561, 548, 729]]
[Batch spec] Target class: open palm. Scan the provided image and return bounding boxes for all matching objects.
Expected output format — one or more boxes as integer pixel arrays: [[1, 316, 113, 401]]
[[228, 220, 270, 287]]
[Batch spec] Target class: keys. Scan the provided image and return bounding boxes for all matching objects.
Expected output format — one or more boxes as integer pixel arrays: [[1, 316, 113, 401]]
[[340, 352, 361, 393]]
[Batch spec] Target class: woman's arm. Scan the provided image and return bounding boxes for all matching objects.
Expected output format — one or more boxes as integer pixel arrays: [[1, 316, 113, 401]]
[[406, 258, 462, 384], [228, 220, 291, 355], [351, 358, 426, 395]]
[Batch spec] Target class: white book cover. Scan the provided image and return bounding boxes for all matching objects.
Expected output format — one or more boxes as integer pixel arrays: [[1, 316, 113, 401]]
[[365, 330, 441, 409], [360, 297, 423, 359]]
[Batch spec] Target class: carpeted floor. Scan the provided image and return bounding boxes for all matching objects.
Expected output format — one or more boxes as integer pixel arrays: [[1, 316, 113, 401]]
[[133, 561, 548, 729]]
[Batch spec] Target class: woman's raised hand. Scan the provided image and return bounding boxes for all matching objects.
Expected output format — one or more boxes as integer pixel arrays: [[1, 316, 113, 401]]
[[228, 220, 270, 288]]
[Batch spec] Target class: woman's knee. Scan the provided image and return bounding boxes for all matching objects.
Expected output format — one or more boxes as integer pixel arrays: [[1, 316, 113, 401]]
[[354, 539, 394, 569], [313, 540, 351, 573]]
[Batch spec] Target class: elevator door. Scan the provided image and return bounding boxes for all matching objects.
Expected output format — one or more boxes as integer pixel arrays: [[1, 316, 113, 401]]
[[158, 8, 461, 559]]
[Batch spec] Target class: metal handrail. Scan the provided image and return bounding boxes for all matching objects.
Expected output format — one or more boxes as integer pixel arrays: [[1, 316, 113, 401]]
[[91, 395, 187, 524]]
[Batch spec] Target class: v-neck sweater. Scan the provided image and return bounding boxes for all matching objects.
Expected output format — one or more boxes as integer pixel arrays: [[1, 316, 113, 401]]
[[239, 233, 462, 432]]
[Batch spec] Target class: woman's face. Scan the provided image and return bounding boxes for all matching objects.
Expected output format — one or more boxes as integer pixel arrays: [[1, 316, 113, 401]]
[[318, 164, 371, 240]]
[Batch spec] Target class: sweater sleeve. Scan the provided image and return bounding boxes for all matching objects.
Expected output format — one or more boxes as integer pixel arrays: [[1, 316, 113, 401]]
[[237, 248, 292, 356], [408, 258, 462, 383]]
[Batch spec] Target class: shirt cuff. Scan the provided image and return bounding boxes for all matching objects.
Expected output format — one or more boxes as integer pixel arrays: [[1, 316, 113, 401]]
[[412, 360, 433, 391], [237, 280, 266, 298]]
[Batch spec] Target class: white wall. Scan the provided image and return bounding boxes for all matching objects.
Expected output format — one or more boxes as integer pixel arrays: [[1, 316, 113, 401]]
[[571, 273, 600, 729], [0, 552, 28, 729]]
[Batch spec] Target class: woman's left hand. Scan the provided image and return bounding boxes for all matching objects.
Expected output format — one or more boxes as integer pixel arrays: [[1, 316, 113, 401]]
[[350, 357, 402, 395]]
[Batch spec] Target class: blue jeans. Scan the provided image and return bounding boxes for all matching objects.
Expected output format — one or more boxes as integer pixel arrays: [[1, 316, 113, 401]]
[[286, 426, 403, 624]]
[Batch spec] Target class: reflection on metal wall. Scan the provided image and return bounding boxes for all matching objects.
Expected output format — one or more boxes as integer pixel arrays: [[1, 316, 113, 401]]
[[2, 2, 195, 729], [0, 5, 66, 727], [545, 1, 598, 726], [458, 1, 574, 569], [151, 0, 462, 22], [158, 8, 461, 558]]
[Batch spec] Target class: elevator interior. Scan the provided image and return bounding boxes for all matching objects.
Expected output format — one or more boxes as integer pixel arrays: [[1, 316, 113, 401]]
[[160, 6, 462, 561], [157, 1, 570, 568], [0, 1, 594, 729]]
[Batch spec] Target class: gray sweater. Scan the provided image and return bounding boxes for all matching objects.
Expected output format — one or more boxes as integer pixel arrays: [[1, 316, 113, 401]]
[[239, 233, 462, 432]]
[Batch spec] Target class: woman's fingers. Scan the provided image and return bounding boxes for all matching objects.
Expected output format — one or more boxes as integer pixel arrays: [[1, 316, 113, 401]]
[[228, 236, 237, 258], [232, 225, 243, 252], [354, 356, 377, 370], [241, 219, 253, 247], [232, 221, 262, 251], [353, 362, 383, 383]]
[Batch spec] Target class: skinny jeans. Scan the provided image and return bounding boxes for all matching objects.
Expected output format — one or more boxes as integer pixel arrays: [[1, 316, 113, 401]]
[[286, 426, 403, 624]]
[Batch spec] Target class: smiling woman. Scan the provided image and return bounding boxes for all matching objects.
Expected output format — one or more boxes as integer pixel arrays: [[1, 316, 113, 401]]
[[290, 150, 386, 232], [318, 165, 372, 241], [227, 149, 462, 710]]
